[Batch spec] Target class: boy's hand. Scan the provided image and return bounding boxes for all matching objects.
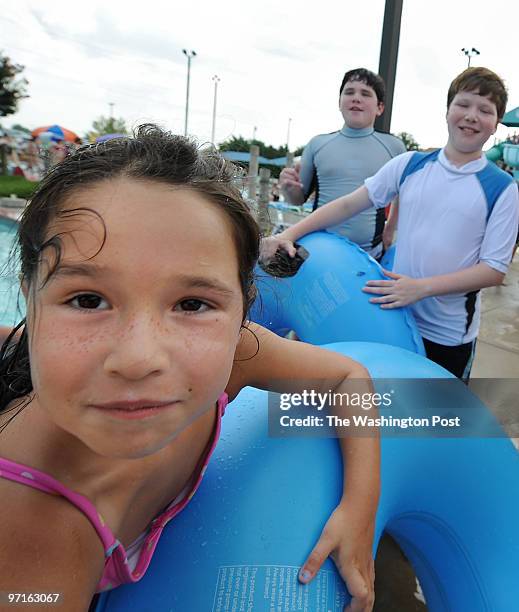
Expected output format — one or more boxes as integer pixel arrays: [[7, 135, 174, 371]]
[[259, 235, 297, 262], [279, 164, 303, 191], [299, 502, 375, 612], [279, 163, 305, 205], [362, 270, 426, 308]]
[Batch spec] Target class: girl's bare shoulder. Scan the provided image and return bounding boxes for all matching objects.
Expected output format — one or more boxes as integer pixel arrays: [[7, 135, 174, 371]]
[[0, 400, 103, 601], [0, 476, 104, 608]]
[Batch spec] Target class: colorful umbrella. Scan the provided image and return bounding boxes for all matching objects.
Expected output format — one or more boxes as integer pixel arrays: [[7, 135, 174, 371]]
[[32, 124, 79, 142]]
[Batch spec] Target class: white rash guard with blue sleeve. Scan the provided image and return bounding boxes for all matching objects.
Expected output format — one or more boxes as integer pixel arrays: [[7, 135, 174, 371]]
[[365, 148, 519, 346], [299, 125, 406, 256]]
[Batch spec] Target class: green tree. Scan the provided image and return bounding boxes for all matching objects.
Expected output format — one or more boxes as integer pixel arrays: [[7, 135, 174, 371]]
[[396, 131, 420, 151], [218, 135, 251, 153], [88, 115, 128, 142], [217, 135, 305, 178], [11, 123, 31, 134], [0, 52, 29, 117], [218, 135, 303, 159]]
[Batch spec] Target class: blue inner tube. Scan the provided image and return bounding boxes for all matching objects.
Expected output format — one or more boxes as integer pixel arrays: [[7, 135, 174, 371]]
[[251, 232, 423, 355], [379, 243, 396, 271], [98, 342, 519, 612]]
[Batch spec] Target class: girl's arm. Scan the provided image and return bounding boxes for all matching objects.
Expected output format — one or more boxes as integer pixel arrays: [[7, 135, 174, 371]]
[[0, 485, 104, 610], [228, 324, 379, 611], [260, 186, 373, 260], [0, 326, 15, 346]]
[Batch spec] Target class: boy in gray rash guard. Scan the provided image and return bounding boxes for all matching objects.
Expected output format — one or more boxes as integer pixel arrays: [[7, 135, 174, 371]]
[[280, 68, 405, 259]]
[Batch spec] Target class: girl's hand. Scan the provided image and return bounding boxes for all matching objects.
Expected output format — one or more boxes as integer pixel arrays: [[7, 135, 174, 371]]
[[362, 269, 427, 308], [299, 502, 376, 612]]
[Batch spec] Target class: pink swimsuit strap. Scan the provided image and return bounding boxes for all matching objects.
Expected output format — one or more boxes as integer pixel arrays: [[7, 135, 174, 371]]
[[0, 393, 228, 592]]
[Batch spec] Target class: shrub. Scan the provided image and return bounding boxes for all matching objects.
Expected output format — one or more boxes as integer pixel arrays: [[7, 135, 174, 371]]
[[0, 176, 38, 199]]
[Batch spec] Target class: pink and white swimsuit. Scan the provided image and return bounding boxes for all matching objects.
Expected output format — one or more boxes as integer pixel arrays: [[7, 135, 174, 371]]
[[0, 393, 228, 592]]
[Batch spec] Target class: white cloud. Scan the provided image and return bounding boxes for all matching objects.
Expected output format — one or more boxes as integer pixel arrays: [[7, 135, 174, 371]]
[[2, 0, 518, 150]]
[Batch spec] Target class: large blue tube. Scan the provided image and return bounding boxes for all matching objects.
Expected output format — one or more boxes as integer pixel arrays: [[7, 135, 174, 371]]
[[379, 244, 396, 271], [97, 342, 519, 612], [251, 232, 424, 354]]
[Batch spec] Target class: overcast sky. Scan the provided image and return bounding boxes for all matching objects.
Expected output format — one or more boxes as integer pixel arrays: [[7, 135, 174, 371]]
[[2, 0, 518, 151]]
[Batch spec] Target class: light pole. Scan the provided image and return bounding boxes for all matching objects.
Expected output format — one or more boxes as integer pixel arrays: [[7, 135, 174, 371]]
[[108, 102, 114, 118], [182, 49, 197, 136], [211, 75, 220, 146], [252, 126, 257, 142], [286, 117, 292, 152], [461, 47, 480, 67], [375, 0, 403, 133]]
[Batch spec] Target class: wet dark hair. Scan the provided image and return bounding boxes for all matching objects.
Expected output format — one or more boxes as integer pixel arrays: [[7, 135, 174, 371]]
[[0, 124, 260, 412], [447, 67, 507, 120], [339, 68, 386, 104]]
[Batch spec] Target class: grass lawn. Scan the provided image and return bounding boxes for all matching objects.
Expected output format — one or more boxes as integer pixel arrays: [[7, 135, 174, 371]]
[[0, 175, 39, 199]]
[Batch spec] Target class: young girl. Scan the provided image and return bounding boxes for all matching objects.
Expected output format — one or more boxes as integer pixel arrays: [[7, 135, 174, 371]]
[[0, 126, 379, 612]]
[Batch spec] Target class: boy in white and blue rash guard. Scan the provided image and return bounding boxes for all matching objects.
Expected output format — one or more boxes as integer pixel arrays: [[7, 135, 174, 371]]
[[280, 68, 406, 259], [263, 67, 519, 380]]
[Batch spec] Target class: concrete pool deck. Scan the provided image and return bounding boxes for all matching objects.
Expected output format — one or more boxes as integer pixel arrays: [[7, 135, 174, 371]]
[[0, 207, 23, 222], [473, 251, 519, 377], [472, 250, 519, 449]]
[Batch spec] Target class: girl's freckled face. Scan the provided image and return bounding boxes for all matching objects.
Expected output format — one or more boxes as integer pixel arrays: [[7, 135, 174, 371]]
[[27, 178, 245, 458]]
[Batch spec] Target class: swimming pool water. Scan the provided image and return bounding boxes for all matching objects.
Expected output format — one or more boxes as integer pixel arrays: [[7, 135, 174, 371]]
[[0, 217, 25, 326]]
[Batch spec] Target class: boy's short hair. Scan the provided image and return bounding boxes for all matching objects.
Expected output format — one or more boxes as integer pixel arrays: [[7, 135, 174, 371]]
[[447, 67, 508, 120], [339, 68, 386, 104]]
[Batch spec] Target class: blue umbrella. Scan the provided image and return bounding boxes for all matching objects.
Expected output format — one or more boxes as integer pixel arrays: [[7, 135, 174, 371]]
[[46, 125, 66, 140], [96, 133, 126, 143]]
